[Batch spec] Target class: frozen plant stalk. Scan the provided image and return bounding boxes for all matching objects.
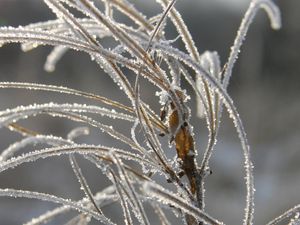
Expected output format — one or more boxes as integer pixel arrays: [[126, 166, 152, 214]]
[[0, 0, 298, 225]]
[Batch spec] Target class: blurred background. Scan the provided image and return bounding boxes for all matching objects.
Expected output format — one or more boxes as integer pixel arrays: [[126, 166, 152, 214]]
[[0, 0, 299, 224]]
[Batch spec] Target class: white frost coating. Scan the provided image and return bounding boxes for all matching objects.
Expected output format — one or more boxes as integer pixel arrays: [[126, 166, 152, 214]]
[[104, 0, 113, 18], [143, 182, 224, 225], [265, 204, 300, 225], [23, 18, 104, 31], [0, 103, 135, 127], [0, 188, 115, 225], [94, 54, 135, 106], [23, 19, 108, 38], [222, 0, 281, 90], [218, 1, 281, 223], [69, 154, 104, 215], [0, 82, 133, 113], [25, 205, 70, 225], [62, 215, 88, 225], [196, 51, 221, 118], [110, 152, 150, 225], [0, 26, 167, 92], [67, 126, 90, 140], [0, 26, 138, 70], [73, 0, 147, 62], [109, 169, 133, 225], [0, 135, 71, 162], [151, 203, 171, 225], [196, 52, 222, 181], [155, 0, 201, 61], [25, 185, 116, 225], [258, 0, 282, 30], [200, 51, 221, 80], [44, 0, 89, 42], [44, 45, 68, 72], [0, 145, 156, 175], [0, 27, 96, 53], [147, 41, 255, 225], [130, 119, 144, 152], [5, 27, 130, 82], [107, 0, 151, 30], [289, 213, 300, 225]]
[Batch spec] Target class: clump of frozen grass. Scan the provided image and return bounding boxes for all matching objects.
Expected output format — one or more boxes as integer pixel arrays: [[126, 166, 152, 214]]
[[0, 0, 298, 225]]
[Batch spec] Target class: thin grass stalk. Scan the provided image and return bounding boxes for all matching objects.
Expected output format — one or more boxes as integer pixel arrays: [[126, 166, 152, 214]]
[[0, 145, 157, 174], [157, 0, 216, 164], [144, 182, 223, 225], [265, 204, 300, 225], [76, 0, 154, 68], [69, 154, 104, 215], [222, 0, 281, 89], [1, 107, 150, 156], [109, 169, 133, 225], [134, 84, 194, 202], [151, 203, 171, 225], [102, 0, 154, 31], [0, 189, 114, 225], [24, 186, 117, 225], [148, 40, 255, 225], [110, 152, 150, 225], [0, 82, 168, 133]]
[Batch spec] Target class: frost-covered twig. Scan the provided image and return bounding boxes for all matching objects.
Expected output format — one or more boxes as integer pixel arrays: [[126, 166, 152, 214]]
[[265, 204, 300, 225]]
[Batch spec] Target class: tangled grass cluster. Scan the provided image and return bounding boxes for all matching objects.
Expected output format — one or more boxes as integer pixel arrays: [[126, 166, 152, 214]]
[[0, 0, 299, 224]]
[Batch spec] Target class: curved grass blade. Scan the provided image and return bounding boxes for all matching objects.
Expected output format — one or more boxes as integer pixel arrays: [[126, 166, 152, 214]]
[[0, 188, 115, 225]]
